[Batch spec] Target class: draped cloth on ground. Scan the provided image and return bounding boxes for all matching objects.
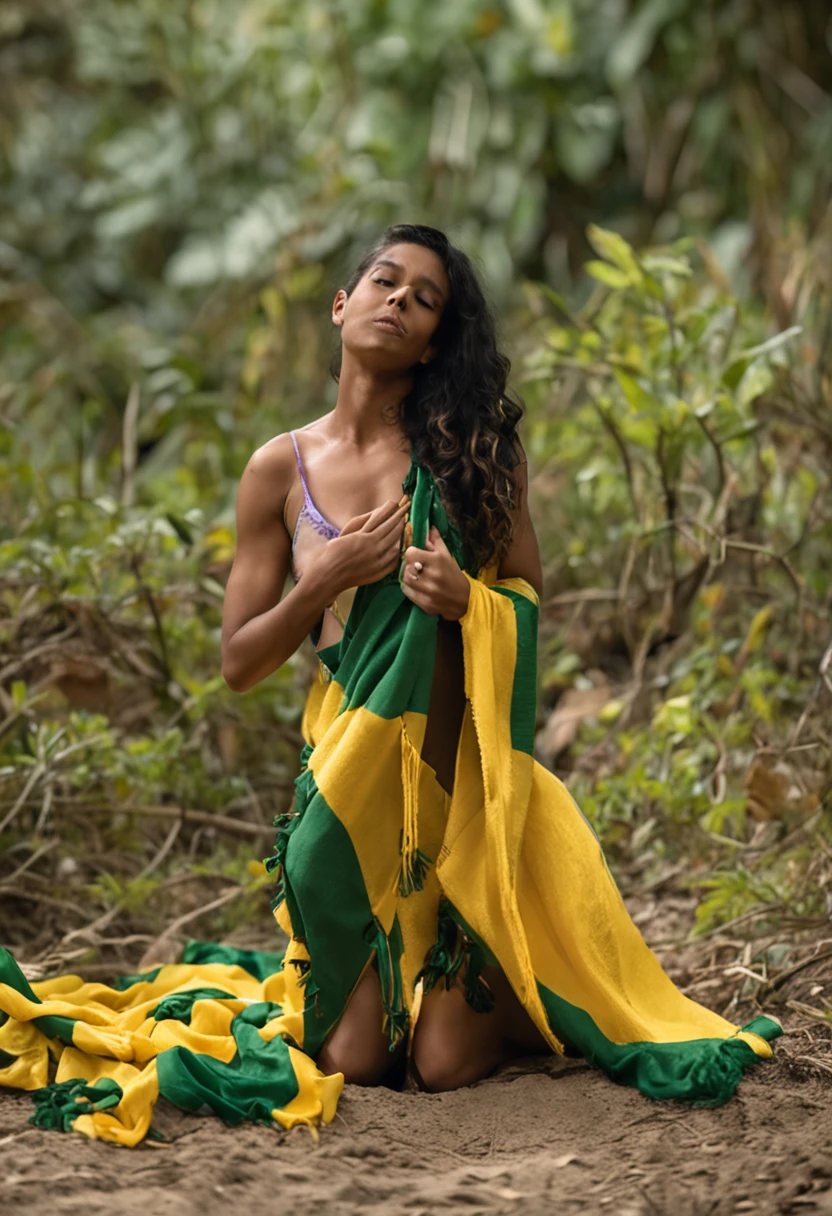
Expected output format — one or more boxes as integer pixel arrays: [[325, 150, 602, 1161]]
[[0, 448, 782, 1145]]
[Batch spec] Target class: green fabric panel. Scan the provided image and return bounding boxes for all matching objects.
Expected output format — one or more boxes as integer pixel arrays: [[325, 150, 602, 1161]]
[[491, 586, 539, 755], [284, 781, 380, 1058], [156, 1002, 300, 1125], [31, 1013, 77, 1044], [0, 947, 44, 1004], [319, 589, 438, 719], [739, 1015, 783, 1040], [180, 940, 285, 982], [0, 947, 79, 1046], [150, 988, 241, 1025], [316, 454, 469, 720], [536, 982, 782, 1107], [112, 965, 165, 991]]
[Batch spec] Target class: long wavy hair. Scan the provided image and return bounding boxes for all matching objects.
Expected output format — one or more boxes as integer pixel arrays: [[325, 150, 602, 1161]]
[[329, 223, 526, 572]]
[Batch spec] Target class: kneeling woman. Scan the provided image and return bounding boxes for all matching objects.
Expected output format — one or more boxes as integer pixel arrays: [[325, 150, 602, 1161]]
[[221, 222, 781, 1103]]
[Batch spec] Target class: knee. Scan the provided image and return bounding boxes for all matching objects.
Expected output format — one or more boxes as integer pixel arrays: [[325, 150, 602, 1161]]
[[410, 1038, 469, 1093], [316, 1038, 388, 1086]]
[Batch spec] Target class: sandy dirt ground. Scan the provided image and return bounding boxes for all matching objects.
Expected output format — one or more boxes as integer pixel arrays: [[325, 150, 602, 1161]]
[[3, 887, 831, 1213], [1, 1050, 830, 1216]]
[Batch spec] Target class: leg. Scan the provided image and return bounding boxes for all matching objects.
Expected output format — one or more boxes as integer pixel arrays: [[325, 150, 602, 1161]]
[[316, 623, 464, 1084], [410, 964, 552, 1093], [421, 618, 466, 795], [415, 621, 552, 1089], [315, 963, 406, 1085]]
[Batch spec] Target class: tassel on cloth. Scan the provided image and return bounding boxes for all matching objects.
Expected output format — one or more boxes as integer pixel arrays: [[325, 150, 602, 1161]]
[[398, 718, 432, 897], [29, 1077, 124, 1133], [415, 900, 464, 995], [416, 898, 495, 1014], [263, 741, 316, 917], [364, 916, 409, 1052]]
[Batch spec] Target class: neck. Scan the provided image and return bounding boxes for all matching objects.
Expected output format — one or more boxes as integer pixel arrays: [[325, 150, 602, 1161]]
[[328, 354, 413, 450]]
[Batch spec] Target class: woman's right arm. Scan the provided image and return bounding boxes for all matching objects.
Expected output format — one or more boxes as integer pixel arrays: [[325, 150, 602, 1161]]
[[221, 436, 409, 693], [221, 437, 338, 692]]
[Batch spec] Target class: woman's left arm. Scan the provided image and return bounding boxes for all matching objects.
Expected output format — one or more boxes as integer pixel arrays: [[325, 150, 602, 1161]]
[[401, 449, 543, 618], [495, 453, 543, 599]]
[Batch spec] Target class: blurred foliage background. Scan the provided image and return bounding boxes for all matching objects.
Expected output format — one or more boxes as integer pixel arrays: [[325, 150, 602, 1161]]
[[1, 0, 831, 1032]]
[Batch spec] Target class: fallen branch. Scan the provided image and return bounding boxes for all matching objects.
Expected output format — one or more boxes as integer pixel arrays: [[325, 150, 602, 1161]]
[[760, 947, 832, 996], [137, 885, 244, 970], [51, 800, 276, 840]]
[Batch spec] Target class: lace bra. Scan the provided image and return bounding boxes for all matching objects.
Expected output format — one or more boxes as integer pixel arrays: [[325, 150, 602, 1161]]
[[288, 430, 358, 652]]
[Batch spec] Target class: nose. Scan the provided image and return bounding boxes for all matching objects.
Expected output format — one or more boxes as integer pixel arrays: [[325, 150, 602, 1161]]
[[387, 287, 407, 308]]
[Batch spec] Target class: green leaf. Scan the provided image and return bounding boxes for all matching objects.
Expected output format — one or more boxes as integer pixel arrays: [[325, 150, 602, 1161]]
[[736, 362, 774, 410], [165, 513, 194, 546], [739, 326, 802, 363], [640, 254, 693, 278], [612, 368, 660, 413], [587, 224, 641, 278], [586, 260, 632, 289]]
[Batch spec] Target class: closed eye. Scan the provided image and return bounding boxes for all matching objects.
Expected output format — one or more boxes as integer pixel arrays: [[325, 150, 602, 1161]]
[[374, 277, 434, 310]]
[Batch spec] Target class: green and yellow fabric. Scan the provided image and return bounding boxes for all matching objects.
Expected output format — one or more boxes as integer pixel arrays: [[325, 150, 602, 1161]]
[[0, 449, 782, 1144]]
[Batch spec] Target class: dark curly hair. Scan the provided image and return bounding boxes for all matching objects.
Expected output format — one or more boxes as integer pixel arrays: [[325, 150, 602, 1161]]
[[329, 223, 526, 572]]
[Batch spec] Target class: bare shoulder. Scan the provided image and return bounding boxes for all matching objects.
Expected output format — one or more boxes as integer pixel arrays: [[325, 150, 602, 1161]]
[[245, 431, 297, 485], [237, 432, 298, 523]]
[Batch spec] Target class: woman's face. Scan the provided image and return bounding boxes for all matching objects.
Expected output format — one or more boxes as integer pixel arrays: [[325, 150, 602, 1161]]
[[332, 242, 450, 371]]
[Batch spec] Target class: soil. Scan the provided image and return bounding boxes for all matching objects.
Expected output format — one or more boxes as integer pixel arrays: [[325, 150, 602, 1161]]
[[1, 1050, 830, 1215], [3, 883, 831, 1214]]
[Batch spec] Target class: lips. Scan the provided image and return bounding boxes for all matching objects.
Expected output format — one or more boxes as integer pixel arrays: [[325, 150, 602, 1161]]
[[374, 313, 405, 335]]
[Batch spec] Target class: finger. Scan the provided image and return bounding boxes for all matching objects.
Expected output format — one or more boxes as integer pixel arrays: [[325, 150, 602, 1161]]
[[404, 583, 437, 614], [340, 510, 374, 536], [400, 579, 429, 608], [363, 499, 410, 534], [372, 506, 410, 545]]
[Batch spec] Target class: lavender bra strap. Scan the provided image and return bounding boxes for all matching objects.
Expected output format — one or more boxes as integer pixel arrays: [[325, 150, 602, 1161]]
[[289, 431, 312, 505], [288, 431, 340, 540]]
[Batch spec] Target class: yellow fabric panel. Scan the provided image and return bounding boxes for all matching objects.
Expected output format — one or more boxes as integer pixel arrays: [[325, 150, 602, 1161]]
[[516, 760, 746, 1045], [300, 669, 329, 742], [305, 671, 351, 748], [0, 984, 116, 1028], [260, 937, 308, 1048], [274, 900, 292, 937], [458, 571, 534, 887], [144, 1016, 237, 1065], [72, 1020, 156, 1064], [0, 1016, 49, 1090], [435, 706, 561, 1052], [271, 1044, 344, 1134], [436, 573, 554, 1047], [57, 1050, 160, 1148], [32, 965, 265, 1011], [734, 1031, 773, 1059], [438, 568, 769, 1056], [309, 704, 431, 929], [395, 770, 450, 1011]]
